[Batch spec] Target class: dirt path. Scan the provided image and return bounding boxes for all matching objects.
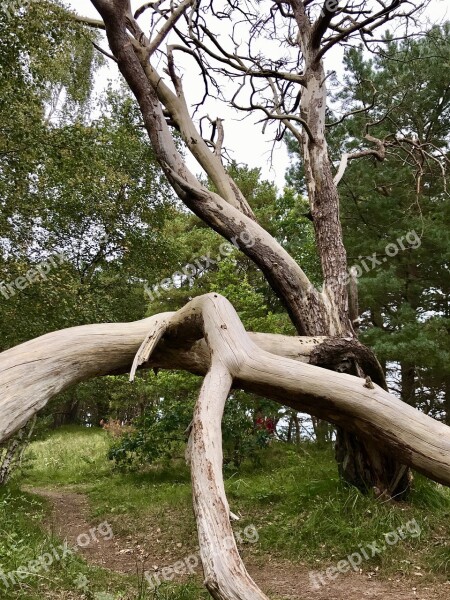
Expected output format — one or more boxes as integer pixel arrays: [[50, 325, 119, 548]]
[[29, 487, 450, 600], [27, 487, 140, 574]]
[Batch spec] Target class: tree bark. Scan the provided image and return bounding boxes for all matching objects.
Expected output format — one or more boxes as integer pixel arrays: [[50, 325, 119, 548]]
[[98, 0, 407, 497], [288, 5, 410, 495], [0, 295, 448, 482], [1, 294, 449, 598], [0, 415, 36, 485], [83, 0, 411, 499], [0, 294, 450, 600]]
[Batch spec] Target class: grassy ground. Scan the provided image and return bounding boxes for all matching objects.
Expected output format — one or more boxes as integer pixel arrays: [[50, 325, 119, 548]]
[[1, 426, 449, 599], [0, 486, 132, 600]]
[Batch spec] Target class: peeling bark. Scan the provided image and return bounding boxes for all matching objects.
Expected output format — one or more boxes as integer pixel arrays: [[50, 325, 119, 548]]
[[82, 0, 412, 497], [291, 2, 410, 494], [89, 0, 339, 339]]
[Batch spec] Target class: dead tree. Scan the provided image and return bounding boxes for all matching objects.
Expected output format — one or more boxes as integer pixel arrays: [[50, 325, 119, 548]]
[[77, 0, 441, 497], [1, 294, 450, 599], [1, 2, 448, 599]]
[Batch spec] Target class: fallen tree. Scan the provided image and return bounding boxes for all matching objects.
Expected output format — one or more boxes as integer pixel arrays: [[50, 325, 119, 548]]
[[2, 1, 449, 598], [2, 293, 449, 483], [68, 0, 445, 498], [1, 293, 450, 598]]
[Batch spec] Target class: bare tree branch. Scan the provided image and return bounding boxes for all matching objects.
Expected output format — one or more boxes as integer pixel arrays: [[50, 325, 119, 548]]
[[316, 0, 430, 62], [73, 14, 105, 29], [145, 0, 196, 58], [334, 133, 387, 185]]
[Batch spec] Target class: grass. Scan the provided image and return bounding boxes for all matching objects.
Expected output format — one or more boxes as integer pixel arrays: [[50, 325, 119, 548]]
[[1, 426, 449, 599], [222, 443, 450, 580], [0, 486, 131, 600], [0, 483, 205, 600], [21, 426, 113, 487]]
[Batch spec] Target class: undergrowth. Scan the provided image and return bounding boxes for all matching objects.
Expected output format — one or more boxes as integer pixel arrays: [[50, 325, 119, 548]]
[[0, 426, 448, 599]]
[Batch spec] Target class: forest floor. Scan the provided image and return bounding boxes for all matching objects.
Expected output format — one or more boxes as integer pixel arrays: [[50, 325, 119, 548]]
[[1, 426, 450, 600], [29, 485, 450, 600]]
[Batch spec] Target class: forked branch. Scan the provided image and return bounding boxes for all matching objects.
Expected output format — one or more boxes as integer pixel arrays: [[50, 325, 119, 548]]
[[1, 293, 450, 599]]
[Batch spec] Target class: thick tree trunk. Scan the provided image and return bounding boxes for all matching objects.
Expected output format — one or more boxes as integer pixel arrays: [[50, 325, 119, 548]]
[[0, 294, 448, 596], [308, 337, 412, 497], [1, 295, 449, 480], [294, 27, 410, 496], [0, 294, 449, 599], [84, 0, 411, 499], [334, 430, 411, 499]]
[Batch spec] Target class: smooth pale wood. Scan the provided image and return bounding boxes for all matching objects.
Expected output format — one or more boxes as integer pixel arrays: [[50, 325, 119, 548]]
[[238, 354, 450, 486], [0, 314, 322, 443], [190, 364, 268, 600], [180, 294, 269, 598], [0, 313, 170, 441], [1, 293, 450, 600], [0, 294, 449, 487], [88, 0, 337, 336], [129, 317, 169, 382], [83, 0, 412, 504]]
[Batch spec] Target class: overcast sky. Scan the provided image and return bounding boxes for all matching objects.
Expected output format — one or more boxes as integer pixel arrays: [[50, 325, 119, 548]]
[[67, 0, 449, 189]]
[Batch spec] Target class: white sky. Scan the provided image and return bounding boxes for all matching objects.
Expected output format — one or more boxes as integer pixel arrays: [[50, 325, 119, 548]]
[[67, 0, 449, 189]]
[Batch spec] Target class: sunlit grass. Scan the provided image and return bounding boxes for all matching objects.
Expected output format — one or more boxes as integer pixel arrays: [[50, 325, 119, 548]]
[[19, 426, 113, 486]]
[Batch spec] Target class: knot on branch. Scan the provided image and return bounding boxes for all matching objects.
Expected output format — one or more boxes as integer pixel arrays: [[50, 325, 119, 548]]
[[310, 337, 387, 390]]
